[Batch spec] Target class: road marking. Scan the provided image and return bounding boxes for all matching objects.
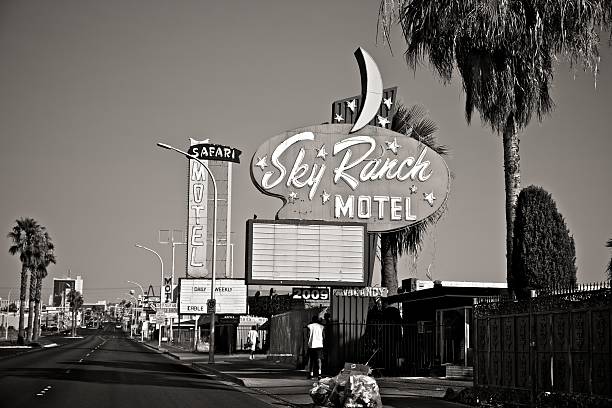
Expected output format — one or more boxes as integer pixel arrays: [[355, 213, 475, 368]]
[[36, 385, 53, 397]]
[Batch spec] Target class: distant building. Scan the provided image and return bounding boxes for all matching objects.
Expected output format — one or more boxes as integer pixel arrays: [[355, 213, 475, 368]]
[[49, 276, 83, 306]]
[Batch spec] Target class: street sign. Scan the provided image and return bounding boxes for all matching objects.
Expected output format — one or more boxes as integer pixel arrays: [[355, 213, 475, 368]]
[[155, 310, 165, 325], [161, 303, 177, 314], [207, 299, 216, 314]]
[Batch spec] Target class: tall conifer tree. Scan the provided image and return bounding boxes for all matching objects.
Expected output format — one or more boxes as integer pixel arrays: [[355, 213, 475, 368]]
[[511, 185, 576, 293]]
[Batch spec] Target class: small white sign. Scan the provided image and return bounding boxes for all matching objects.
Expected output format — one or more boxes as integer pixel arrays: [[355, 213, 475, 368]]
[[179, 278, 247, 315], [333, 287, 388, 298]]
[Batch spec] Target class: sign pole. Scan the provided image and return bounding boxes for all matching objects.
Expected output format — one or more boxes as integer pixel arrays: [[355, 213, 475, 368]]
[[156, 143, 218, 364]]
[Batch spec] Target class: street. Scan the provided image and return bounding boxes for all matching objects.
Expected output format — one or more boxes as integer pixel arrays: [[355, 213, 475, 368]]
[[0, 324, 278, 408]]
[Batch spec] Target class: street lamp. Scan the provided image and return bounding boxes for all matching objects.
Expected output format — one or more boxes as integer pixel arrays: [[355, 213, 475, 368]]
[[156, 141, 218, 364], [127, 291, 139, 339], [135, 243, 164, 349], [127, 280, 145, 297]]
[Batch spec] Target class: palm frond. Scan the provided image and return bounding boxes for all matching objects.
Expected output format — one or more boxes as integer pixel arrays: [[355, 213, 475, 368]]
[[382, 100, 449, 259], [378, 0, 612, 133]]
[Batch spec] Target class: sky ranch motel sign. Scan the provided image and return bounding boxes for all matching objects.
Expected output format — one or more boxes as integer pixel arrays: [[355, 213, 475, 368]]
[[250, 123, 450, 232]]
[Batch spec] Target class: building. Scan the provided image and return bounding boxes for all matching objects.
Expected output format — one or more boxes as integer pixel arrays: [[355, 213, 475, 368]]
[[386, 278, 508, 375]]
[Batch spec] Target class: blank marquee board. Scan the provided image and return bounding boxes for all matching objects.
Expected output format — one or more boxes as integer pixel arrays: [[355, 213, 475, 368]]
[[246, 220, 366, 286]]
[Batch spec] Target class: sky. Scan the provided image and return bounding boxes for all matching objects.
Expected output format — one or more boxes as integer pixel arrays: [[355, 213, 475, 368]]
[[1, 0, 611, 304]]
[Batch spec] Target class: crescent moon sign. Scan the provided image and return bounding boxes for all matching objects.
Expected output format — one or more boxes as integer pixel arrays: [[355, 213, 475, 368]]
[[350, 47, 384, 134]]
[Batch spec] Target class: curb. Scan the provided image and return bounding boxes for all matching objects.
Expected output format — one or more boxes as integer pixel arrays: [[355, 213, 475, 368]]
[[191, 362, 246, 387], [191, 362, 311, 408]]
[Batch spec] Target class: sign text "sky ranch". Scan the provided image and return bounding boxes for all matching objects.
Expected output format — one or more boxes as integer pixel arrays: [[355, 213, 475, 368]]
[[260, 132, 433, 200]]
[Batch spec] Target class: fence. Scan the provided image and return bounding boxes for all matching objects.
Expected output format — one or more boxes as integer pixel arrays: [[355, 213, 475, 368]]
[[474, 282, 612, 405], [326, 321, 438, 376], [266, 316, 439, 376]]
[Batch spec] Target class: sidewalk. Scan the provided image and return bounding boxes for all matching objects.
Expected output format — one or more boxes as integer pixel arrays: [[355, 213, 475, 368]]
[[144, 341, 471, 408]]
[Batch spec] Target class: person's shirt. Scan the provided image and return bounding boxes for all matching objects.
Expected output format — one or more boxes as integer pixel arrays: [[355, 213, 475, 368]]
[[307, 322, 324, 349], [248, 329, 258, 344]]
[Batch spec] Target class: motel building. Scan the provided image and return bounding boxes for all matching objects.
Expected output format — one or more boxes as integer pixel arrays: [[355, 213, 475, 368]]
[[385, 278, 507, 377]]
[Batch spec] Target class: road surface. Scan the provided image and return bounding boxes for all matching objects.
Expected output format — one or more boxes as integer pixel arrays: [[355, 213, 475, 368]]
[[0, 324, 278, 408]]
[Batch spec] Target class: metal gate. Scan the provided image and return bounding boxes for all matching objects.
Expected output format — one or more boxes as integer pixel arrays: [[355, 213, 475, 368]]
[[474, 283, 612, 404]]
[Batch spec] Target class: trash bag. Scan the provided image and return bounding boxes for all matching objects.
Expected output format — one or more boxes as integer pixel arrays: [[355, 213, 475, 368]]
[[309, 372, 382, 407]]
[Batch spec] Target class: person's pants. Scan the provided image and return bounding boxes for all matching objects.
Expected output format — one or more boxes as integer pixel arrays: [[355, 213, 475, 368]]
[[308, 348, 323, 375]]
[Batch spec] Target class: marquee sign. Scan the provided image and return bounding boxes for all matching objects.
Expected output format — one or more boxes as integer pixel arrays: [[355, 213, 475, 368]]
[[250, 124, 450, 232], [178, 278, 247, 315], [246, 220, 366, 286]]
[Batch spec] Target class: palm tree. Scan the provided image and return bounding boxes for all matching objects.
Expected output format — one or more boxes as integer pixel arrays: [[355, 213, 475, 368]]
[[67, 289, 83, 337], [32, 232, 56, 341], [7, 218, 43, 345], [26, 227, 53, 342], [378, 1, 611, 291], [606, 238, 612, 280], [380, 102, 448, 294]]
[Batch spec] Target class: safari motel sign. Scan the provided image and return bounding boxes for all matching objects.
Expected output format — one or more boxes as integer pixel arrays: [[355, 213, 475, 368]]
[[250, 48, 450, 233]]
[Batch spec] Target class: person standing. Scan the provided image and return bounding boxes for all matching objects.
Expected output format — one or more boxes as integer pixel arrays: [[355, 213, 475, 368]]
[[247, 325, 258, 360], [307, 315, 325, 379]]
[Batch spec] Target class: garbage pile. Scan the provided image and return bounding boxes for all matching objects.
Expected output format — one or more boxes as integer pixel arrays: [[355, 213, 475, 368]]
[[310, 363, 382, 408]]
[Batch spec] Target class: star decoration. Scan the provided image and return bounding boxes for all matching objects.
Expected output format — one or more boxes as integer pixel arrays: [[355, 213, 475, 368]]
[[377, 115, 390, 128], [409, 185, 418, 194], [321, 190, 330, 204], [190, 137, 210, 145], [383, 97, 393, 110], [346, 99, 357, 112], [315, 144, 328, 160], [334, 113, 344, 122], [288, 191, 298, 204], [254, 156, 268, 170], [385, 137, 401, 154], [423, 191, 436, 207]]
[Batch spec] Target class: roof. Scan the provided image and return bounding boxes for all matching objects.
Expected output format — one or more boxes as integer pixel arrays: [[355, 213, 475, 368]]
[[386, 285, 508, 304]]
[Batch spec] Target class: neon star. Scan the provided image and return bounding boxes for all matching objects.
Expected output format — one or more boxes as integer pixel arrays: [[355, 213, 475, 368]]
[[315, 144, 328, 160], [377, 115, 390, 128], [254, 156, 268, 170], [346, 99, 357, 112], [383, 97, 393, 110], [334, 113, 344, 122], [288, 191, 298, 204], [321, 190, 330, 204], [423, 191, 436, 207], [386, 137, 401, 154], [190, 137, 210, 145]]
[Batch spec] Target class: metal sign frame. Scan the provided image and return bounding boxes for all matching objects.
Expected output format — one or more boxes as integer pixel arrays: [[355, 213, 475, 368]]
[[246, 219, 367, 286]]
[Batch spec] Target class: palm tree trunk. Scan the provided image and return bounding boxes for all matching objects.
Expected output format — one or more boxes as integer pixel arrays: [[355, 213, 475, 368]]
[[33, 278, 43, 341], [72, 308, 76, 337], [503, 115, 521, 291], [380, 233, 399, 295], [27, 273, 37, 342], [17, 265, 28, 345]]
